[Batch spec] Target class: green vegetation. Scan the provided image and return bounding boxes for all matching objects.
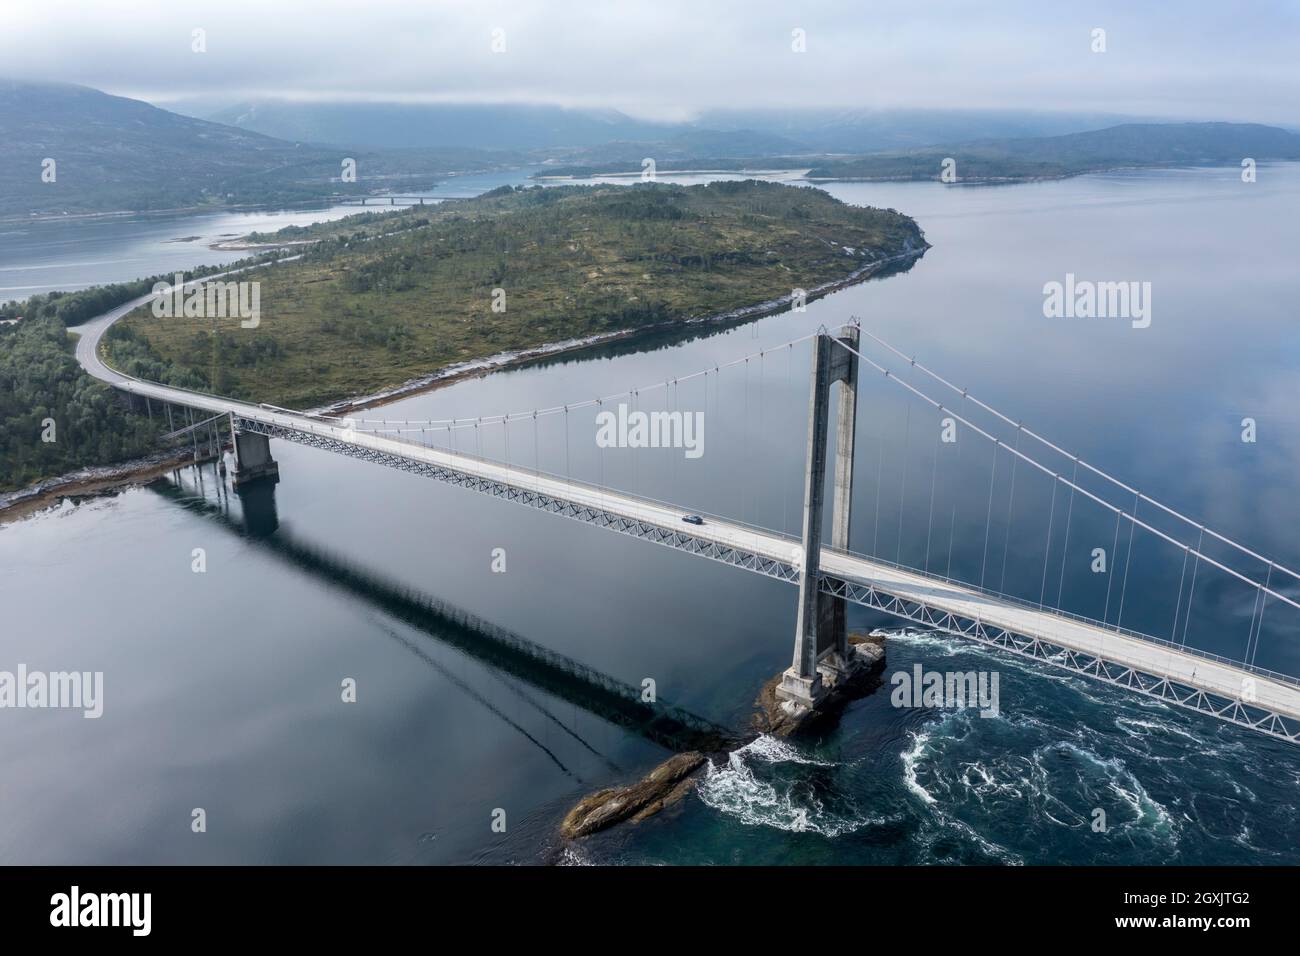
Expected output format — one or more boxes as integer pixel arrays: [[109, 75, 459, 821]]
[[806, 123, 1300, 182], [0, 256, 284, 491], [111, 181, 925, 408], [535, 158, 809, 178], [0, 316, 165, 492], [0, 280, 162, 327], [240, 207, 436, 246], [0, 81, 522, 218], [531, 122, 1300, 184], [0, 254, 284, 322]]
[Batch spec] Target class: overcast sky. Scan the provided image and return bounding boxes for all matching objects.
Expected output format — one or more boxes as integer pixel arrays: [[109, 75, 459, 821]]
[[2, 0, 1298, 122]]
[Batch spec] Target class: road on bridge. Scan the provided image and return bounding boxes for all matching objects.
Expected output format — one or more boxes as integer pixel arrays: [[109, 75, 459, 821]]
[[73, 283, 1300, 742]]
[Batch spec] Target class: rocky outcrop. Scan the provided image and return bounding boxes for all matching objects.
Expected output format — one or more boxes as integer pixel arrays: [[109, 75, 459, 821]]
[[753, 633, 887, 737], [559, 751, 707, 840], [557, 635, 889, 843]]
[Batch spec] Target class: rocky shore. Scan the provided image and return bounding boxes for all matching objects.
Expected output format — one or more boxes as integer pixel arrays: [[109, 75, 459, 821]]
[[753, 633, 887, 737], [559, 751, 708, 840], [556, 632, 888, 844], [0, 448, 209, 522], [316, 243, 928, 417]]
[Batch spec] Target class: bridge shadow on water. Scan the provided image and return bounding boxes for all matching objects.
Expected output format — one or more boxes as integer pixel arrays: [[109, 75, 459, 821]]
[[148, 473, 737, 759]]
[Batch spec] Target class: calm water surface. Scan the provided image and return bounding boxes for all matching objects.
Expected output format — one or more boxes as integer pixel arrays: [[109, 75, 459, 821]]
[[2, 165, 1299, 864], [0, 168, 536, 300]]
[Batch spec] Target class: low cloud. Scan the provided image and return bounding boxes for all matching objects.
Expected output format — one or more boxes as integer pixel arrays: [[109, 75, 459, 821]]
[[2, 0, 1298, 122]]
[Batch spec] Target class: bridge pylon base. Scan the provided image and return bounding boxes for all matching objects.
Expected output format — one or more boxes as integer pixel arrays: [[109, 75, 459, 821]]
[[775, 668, 826, 711], [762, 636, 886, 735], [232, 429, 280, 490]]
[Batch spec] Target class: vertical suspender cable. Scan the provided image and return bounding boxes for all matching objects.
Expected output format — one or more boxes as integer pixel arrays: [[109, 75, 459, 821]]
[[924, 422, 940, 573], [947, 428, 962, 579], [670, 381, 677, 504], [1039, 475, 1059, 608], [1116, 493, 1139, 628], [1055, 459, 1080, 609], [999, 427, 1022, 594], [1179, 527, 1205, 647], [1171, 546, 1190, 643], [743, 358, 750, 524], [980, 440, 1000, 589], [873, 418, 885, 557], [1248, 563, 1273, 668], [895, 401, 912, 565], [1102, 509, 1122, 624]]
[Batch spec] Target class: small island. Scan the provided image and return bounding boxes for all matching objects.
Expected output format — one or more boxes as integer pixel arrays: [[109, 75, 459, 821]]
[[106, 180, 927, 410]]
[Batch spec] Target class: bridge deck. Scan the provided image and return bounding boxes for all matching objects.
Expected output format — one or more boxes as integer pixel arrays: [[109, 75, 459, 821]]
[[75, 298, 1300, 734]]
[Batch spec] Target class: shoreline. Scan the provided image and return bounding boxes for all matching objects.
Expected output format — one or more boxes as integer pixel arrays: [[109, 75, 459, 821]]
[[208, 237, 319, 252], [318, 241, 927, 416], [0, 448, 211, 523], [2, 239, 926, 518], [0, 198, 360, 227], [1, 188, 448, 228], [533, 167, 812, 181]]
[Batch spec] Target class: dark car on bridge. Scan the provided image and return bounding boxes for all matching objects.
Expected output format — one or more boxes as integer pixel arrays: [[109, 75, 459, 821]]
[[681, 514, 705, 525]]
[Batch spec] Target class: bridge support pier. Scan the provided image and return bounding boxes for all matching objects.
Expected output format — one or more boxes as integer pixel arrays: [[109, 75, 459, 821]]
[[231, 419, 280, 490], [777, 324, 861, 712]]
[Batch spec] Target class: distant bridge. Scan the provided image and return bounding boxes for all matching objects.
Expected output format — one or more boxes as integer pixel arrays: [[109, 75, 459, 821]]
[[339, 195, 434, 207], [76, 282, 1300, 745]]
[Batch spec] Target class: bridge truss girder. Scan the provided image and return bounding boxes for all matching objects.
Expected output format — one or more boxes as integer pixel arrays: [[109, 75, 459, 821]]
[[234, 417, 803, 583], [235, 416, 1298, 746], [819, 576, 1300, 745]]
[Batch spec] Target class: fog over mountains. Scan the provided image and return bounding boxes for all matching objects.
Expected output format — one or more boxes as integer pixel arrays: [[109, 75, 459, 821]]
[[200, 99, 1155, 153], [0, 80, 520, 216], [4, 78, 1299, 219]]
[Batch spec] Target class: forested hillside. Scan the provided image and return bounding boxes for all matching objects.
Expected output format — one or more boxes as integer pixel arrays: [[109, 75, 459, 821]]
[[112, 180, 926, 408], [0, 317, 163, 491]]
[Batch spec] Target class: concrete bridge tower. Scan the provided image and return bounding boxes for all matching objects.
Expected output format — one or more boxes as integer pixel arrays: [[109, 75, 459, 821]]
[[229, 416, 280, 489], [776, 323, 860, 709]]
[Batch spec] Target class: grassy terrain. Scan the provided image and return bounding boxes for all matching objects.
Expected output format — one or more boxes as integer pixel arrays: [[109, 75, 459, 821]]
[[110, 181, 925, 409]]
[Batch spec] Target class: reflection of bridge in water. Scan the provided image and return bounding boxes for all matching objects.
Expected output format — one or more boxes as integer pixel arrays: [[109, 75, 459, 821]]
[[78, 274, 1300, 745], [150, 477, 736, 758]]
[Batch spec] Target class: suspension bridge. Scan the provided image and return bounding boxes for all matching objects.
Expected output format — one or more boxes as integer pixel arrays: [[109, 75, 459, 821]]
[[74, 286, 1300, 745]]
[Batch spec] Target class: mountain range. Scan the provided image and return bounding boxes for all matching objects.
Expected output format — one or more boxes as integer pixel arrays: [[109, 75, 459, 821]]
[[0, 80, 520, 218], [200, 99, 1151, 153], [4, 79, 1298, 218]]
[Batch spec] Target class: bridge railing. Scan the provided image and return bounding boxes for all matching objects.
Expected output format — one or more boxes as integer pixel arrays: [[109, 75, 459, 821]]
[[344, 416, 806, 536], [121, 372, 1300, 689], [827, 545, 1300, 688], [379, 414, 1300, 689]]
